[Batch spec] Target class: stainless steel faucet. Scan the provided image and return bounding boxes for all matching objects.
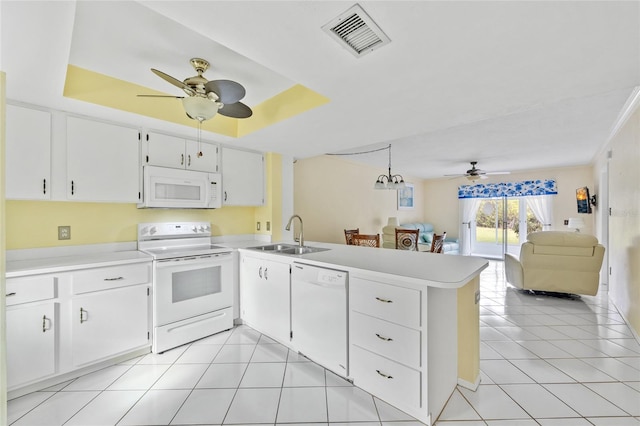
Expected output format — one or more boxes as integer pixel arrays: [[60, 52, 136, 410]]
[[285, 215, 304, 247]]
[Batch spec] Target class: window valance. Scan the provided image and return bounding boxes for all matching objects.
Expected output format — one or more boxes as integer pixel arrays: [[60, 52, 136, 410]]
[[458, 179, 557, 199]]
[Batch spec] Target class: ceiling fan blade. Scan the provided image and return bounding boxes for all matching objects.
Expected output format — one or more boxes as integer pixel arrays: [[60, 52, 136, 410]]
[[205, 80, 246, 104], [218, 102, 253, 119], [151, 68, 195, 96], [136, 94, 184, 98], [485, 171, 511, 175]]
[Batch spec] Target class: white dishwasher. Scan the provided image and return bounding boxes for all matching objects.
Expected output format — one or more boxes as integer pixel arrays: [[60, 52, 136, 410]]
[[291, 262, 348, 377]]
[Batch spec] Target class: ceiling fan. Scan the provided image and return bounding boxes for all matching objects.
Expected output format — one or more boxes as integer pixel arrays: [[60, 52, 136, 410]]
[[445, 161, 510, 181], [138, 57, 253, 121]]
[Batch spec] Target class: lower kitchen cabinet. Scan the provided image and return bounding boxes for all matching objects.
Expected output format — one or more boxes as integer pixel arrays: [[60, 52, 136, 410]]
[[72, 285, 149, 367], [6, 302, 57, 388], [5, 256, 153, 397], [240, 254, 291, 344]]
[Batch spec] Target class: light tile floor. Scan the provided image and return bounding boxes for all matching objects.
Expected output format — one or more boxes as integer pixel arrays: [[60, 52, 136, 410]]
[[7, 260, 640, 425]]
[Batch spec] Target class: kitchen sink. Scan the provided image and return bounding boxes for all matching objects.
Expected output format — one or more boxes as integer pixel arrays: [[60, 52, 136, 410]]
[[246, 244, 329, 256], [278, 246, 330, 255], [247, 243, 298, 251]]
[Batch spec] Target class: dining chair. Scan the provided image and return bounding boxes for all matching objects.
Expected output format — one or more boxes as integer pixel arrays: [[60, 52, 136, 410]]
[[430, 232, 447, 253], [395, 228, 420, 251], [352, 234, 380, 248], [344, 228, 360, 245]]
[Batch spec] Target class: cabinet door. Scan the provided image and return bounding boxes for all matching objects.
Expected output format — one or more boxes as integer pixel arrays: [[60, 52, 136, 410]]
[[146, 132, 187, 169], [72, 285, 149, 367], [5, 105, 52, 200], [185, 140, 218, 172], [222, 148, 264, 206], [240, 256, 290, 344], [6, 303, 56, 388], [67, 117, 139, 202]]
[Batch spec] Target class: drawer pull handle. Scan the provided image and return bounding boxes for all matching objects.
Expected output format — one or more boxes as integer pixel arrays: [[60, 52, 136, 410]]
[[6, 292, 16, 297], [375, 333, 393, 342], [376, 369, 393, 379], [375, 297, 393, 303], [104, 277, 124, 281], [80, 307, 88, 324], [42, 315, 52, 332]]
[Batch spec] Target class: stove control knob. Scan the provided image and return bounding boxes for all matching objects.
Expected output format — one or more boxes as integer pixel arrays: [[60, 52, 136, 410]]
[[149, 226, 157, 235], [199, 226, 205, 232], [140, 226, 148, 235], [192, 226, 198, 233], [205, 225, 211, 232]]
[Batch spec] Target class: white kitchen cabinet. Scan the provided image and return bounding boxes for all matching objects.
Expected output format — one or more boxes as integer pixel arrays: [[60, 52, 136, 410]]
[[221, 147, 264, 206], [5, 273, 58, 389], [67, 116, 140, 202], [145, 131, 219, 173], [240, 254, 290, 344], [5, 104, 52, 200], [6, 302, 57, 388], [349, 276, 424, 418], [72, 284, 149, 367]]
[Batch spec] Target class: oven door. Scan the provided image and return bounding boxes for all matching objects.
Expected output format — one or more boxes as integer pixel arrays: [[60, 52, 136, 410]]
[[154, 252, 233, 327]]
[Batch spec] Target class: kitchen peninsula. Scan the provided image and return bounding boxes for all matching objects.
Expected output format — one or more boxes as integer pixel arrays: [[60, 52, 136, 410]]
[[239, 241, 488, 425]]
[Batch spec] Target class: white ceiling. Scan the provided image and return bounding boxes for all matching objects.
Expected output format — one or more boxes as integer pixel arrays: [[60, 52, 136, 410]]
[[2, 1, 639, 179]]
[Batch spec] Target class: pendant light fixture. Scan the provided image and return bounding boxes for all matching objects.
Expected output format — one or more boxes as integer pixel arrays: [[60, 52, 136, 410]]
[[374, 144, 406, 190]]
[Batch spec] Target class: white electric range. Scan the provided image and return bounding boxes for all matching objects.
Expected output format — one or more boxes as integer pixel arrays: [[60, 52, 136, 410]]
[[138, 222, 234, 353]]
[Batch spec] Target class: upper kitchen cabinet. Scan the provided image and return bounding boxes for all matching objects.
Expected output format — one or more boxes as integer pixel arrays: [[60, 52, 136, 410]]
[[67, 116, 140, 203], [5, 104, 52, 200], [221, 147, 264, 206], [144, 131, 219, 173]]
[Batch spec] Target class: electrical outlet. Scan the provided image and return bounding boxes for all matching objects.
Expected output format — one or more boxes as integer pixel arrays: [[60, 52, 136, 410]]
[[564, 219, 569, 225], [58, 226, 71, 240], [266, 221, 271, 231], [256, 222, 261, 231]]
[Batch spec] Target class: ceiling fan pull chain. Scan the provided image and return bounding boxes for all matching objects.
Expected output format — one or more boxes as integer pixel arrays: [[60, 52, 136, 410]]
[[197, 120, 204, 158]]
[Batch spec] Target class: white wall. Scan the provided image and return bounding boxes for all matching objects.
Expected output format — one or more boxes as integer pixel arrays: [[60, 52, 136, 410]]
[[594, 87, 640, 339]]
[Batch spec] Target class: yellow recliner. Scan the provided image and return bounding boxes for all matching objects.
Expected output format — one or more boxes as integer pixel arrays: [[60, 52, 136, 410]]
[[505, 231, 605, 296]]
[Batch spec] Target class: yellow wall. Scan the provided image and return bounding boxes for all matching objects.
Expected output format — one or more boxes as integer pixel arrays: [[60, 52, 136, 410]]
[[423, 165, 595, 239], [5, 153, 285, 250], [294, 154, 595, 244], [293, 155, 425, 244], [596, 91, 640, 338]]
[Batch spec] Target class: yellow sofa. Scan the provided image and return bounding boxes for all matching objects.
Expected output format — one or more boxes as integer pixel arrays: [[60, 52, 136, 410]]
[[504, 231, 605, 296]]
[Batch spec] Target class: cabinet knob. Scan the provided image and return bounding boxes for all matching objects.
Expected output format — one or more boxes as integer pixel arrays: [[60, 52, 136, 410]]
[[264, 267, 268, 280], [258, 266, 263, 279], [43, 178, 47, 194], [80, 307, 88, 324], [181, 154, 184, 166], [188, 155, 191, 167]]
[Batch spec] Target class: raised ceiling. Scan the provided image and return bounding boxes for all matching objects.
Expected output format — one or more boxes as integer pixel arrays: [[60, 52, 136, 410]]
[[2, 1, 639, 179]]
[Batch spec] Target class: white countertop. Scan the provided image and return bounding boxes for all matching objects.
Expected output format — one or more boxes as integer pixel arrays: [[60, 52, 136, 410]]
[[6, 251, 153, 278], [239, 242, 488, 290]]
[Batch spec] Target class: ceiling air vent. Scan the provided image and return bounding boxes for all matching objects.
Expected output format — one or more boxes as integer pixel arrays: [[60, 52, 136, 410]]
[[322, 4, 390, 58]]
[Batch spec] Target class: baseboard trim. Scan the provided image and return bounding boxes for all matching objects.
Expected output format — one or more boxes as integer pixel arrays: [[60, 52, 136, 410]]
[[457, 374, 481, 391]]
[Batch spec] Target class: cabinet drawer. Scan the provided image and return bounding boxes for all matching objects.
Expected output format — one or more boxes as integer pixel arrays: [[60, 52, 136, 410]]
[[350, 311, 421, 368], [6, 275, 56, 306], [350, 277, 421, 328], [350, 344, 421, 409], [73, 263, 151, 294]]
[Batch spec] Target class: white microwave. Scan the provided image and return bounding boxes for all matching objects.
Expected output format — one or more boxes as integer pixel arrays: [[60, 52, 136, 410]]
[[138, 165, 222, 209]]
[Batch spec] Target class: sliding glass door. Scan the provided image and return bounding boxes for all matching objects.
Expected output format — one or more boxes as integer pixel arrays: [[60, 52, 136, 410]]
[[471, 197, 542, 259]]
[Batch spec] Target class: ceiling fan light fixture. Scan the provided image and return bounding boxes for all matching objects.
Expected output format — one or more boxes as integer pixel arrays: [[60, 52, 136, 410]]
[[182, 96, 219, 122]]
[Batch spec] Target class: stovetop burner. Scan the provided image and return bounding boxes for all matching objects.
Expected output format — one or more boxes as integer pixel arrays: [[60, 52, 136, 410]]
[[137, 222, 232, 259]]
